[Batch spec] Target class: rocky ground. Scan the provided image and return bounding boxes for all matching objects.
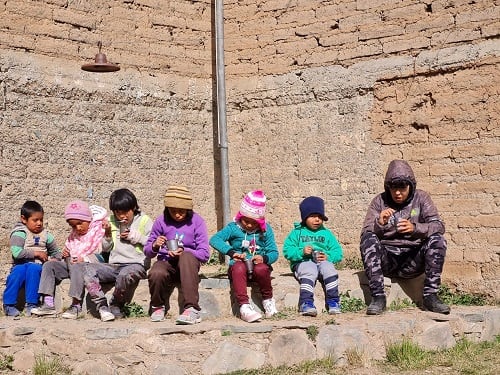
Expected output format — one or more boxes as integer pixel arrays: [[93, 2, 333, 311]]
[[0, 262, 498, 375]]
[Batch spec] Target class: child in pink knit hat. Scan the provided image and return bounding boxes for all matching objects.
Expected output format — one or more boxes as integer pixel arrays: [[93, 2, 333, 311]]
[[32, 200, 108, 320], [210, 190, 279, 322]]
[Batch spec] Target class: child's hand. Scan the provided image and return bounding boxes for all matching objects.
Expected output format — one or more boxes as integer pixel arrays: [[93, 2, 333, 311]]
[[125, 230, 141, 244], [303, 245, 313, 255], [232, 253, 246, 261], [252, 254, 264, 264], [103, 221, 112, 238], [62, 247, 70, 258], [153, 236, 166, 251], [396, 219, 414, 234], [34, 250, 48, 263]]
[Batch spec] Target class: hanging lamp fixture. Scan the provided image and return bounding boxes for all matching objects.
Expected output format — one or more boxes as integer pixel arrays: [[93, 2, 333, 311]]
[[81, 41, 120, 73]]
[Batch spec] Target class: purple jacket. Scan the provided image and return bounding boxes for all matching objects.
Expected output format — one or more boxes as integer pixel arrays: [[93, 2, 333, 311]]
[[144, 212, 210, 263]]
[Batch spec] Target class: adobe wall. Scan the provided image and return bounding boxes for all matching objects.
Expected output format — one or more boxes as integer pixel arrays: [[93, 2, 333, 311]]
[[0, 0, 498, 298]]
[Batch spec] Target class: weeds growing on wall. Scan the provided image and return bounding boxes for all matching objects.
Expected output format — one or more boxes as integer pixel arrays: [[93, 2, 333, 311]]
[[123, 302, 148, 318], [438, 284, 488, 306], [0, 353, 13, 371], [339, 291, 365, 313], [33, 354, 71, 375]]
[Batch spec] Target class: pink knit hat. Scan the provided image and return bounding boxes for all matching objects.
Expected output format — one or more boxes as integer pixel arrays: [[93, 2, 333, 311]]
[[64, 200, 92, 222], [235, 190, 267, 232]]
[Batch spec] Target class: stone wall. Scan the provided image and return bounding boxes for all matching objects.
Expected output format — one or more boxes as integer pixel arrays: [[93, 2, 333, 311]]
[[0, 0, 498, 298]]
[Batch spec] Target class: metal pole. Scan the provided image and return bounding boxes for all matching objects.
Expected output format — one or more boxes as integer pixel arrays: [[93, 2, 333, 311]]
[[215, 0, 231, 227]]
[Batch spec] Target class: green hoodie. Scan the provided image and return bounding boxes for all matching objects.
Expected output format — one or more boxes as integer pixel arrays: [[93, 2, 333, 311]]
[[282, 222, 343, 271]]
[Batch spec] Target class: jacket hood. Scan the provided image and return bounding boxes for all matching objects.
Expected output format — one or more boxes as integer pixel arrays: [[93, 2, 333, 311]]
[[383, 160, 417, 206]]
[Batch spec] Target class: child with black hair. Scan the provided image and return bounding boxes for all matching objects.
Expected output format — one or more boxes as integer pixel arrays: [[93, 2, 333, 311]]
[[82, 188, 153, 321], [144, 185, 210, 324], [3, 200, 61, 317], [283, 196, 343, 316]]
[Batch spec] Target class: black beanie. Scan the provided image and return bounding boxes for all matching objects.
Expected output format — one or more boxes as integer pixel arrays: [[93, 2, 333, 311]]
[[299, 196, 329, 222]]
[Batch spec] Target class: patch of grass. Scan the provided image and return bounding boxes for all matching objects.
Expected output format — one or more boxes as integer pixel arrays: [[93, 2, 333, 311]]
[[269, 307, 296, 320], [385, 338, 430, 370], [123, 302, 148, 318], [306, 325, 319, 341], [33, 354, 71, 375], [225, 357, 339, 375], [221, 329, 232, 336], [336, 256, 364, 271], [339, 291, 365, 313], [388, 298, 416, 311], [438, 284, 488, 306], [0, 353, 13, 371], [325, 318, 338, 325]]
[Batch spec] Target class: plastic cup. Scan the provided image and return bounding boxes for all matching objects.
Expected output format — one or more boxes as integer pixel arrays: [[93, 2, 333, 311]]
[[166, 239, 179, 251]]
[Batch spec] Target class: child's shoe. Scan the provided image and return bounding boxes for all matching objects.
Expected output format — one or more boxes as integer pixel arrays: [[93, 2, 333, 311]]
[[327, 299, 342, 315], [24, 303, 38, 317], [61, 305, 82, 319], [299, 301, 317, 317], [150, 306, 165, 322], [3, 305, 20, 317], [109, 304, 123, 318], [239, 304, 262, 322], [176, 307, 202, 325], [99, 306, 115, 322], [262, 298, 278, 318], [31, 303, 56, 316]]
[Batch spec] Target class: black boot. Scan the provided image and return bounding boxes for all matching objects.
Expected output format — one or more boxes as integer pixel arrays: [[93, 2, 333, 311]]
[[366, 295, 386, 315], [423, 294, 450, 314]]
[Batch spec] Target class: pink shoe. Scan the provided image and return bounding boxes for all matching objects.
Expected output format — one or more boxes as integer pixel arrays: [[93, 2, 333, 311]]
[[239, 304, 262, 323]]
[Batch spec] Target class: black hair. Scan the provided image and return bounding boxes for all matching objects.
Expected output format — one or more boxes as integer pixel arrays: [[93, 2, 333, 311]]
[[163, 207, 194, 224], [109, 188, 140, 215], [21, 200, 44, 219]]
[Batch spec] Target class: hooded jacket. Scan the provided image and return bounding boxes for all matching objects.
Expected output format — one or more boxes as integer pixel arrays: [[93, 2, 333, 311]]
[[361, 160, 445, 248]]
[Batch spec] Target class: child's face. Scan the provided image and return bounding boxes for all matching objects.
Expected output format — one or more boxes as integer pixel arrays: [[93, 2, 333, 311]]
[[389, 184, 410, 204], [21, 212, 44, 234], [305, 214, 323, 231], [67, 219, 91, 236], [240, 216, 259, 232], [168, 207, 188, 222], [114, 209, 134, 225]]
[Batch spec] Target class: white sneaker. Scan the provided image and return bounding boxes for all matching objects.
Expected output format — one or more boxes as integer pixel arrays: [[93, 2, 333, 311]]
[[262, 298, 278, 318], [239, 304, 262, 323], [99, 306, 115, 322]]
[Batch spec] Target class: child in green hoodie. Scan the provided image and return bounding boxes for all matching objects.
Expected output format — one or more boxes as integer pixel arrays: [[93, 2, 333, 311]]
[[283, 196, 343, 316]]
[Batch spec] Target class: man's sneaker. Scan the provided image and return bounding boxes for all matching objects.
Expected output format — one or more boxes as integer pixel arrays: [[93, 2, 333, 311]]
[[299, 301, 317, 317], [239, 304, 262, 323], [366, 295, 386, 315], [327, 300, 342, 315], [423, 294, 450, 314], [109, 304, 123, 318], [24, 303, 38, 317], [61, 305, 82, 319], [30, 303, 56, 316], [150, 306, 165, 322], [262, 298, 278, 318], [99, 306, 115, 322], [3, 305, 20, 317], [176, 307, 202, 325]]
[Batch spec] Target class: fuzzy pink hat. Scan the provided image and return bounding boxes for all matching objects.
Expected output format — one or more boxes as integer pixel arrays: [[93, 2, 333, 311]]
[[64, 200, 92, 222], [235, 190, 267, 232]]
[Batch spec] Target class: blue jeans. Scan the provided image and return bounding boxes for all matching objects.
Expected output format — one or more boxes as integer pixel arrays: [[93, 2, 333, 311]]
[[3, 263, 42, 305]]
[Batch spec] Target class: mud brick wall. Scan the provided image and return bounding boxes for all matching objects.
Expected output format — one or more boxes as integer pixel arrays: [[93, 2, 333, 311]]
[[0, 0, 498, 298]]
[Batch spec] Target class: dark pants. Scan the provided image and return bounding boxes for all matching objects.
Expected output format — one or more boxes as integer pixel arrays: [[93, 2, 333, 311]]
[[148, 251, 201, 311], [228, 260, 273, 306], [360, 232, 447, 297]]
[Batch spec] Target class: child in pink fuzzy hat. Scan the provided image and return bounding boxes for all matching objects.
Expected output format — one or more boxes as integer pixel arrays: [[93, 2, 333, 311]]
[[210, 190, 279, 323]]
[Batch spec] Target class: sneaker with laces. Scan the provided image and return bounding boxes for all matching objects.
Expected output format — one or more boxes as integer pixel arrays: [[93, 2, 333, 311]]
[[30, 303, 56, 316], [299, 301, 317, 317], [327, 300, 341, 315], [239, 304, 262, 323], [109, 304, 123, 318], [176, 307, 202, 325], [262, 298, 278, 318], [150, 306, 166, 322], [25, 303, 39, 317], [61, 305, 82, 319], [3, 305, 20, 317], [99, 306, 115, 322]]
